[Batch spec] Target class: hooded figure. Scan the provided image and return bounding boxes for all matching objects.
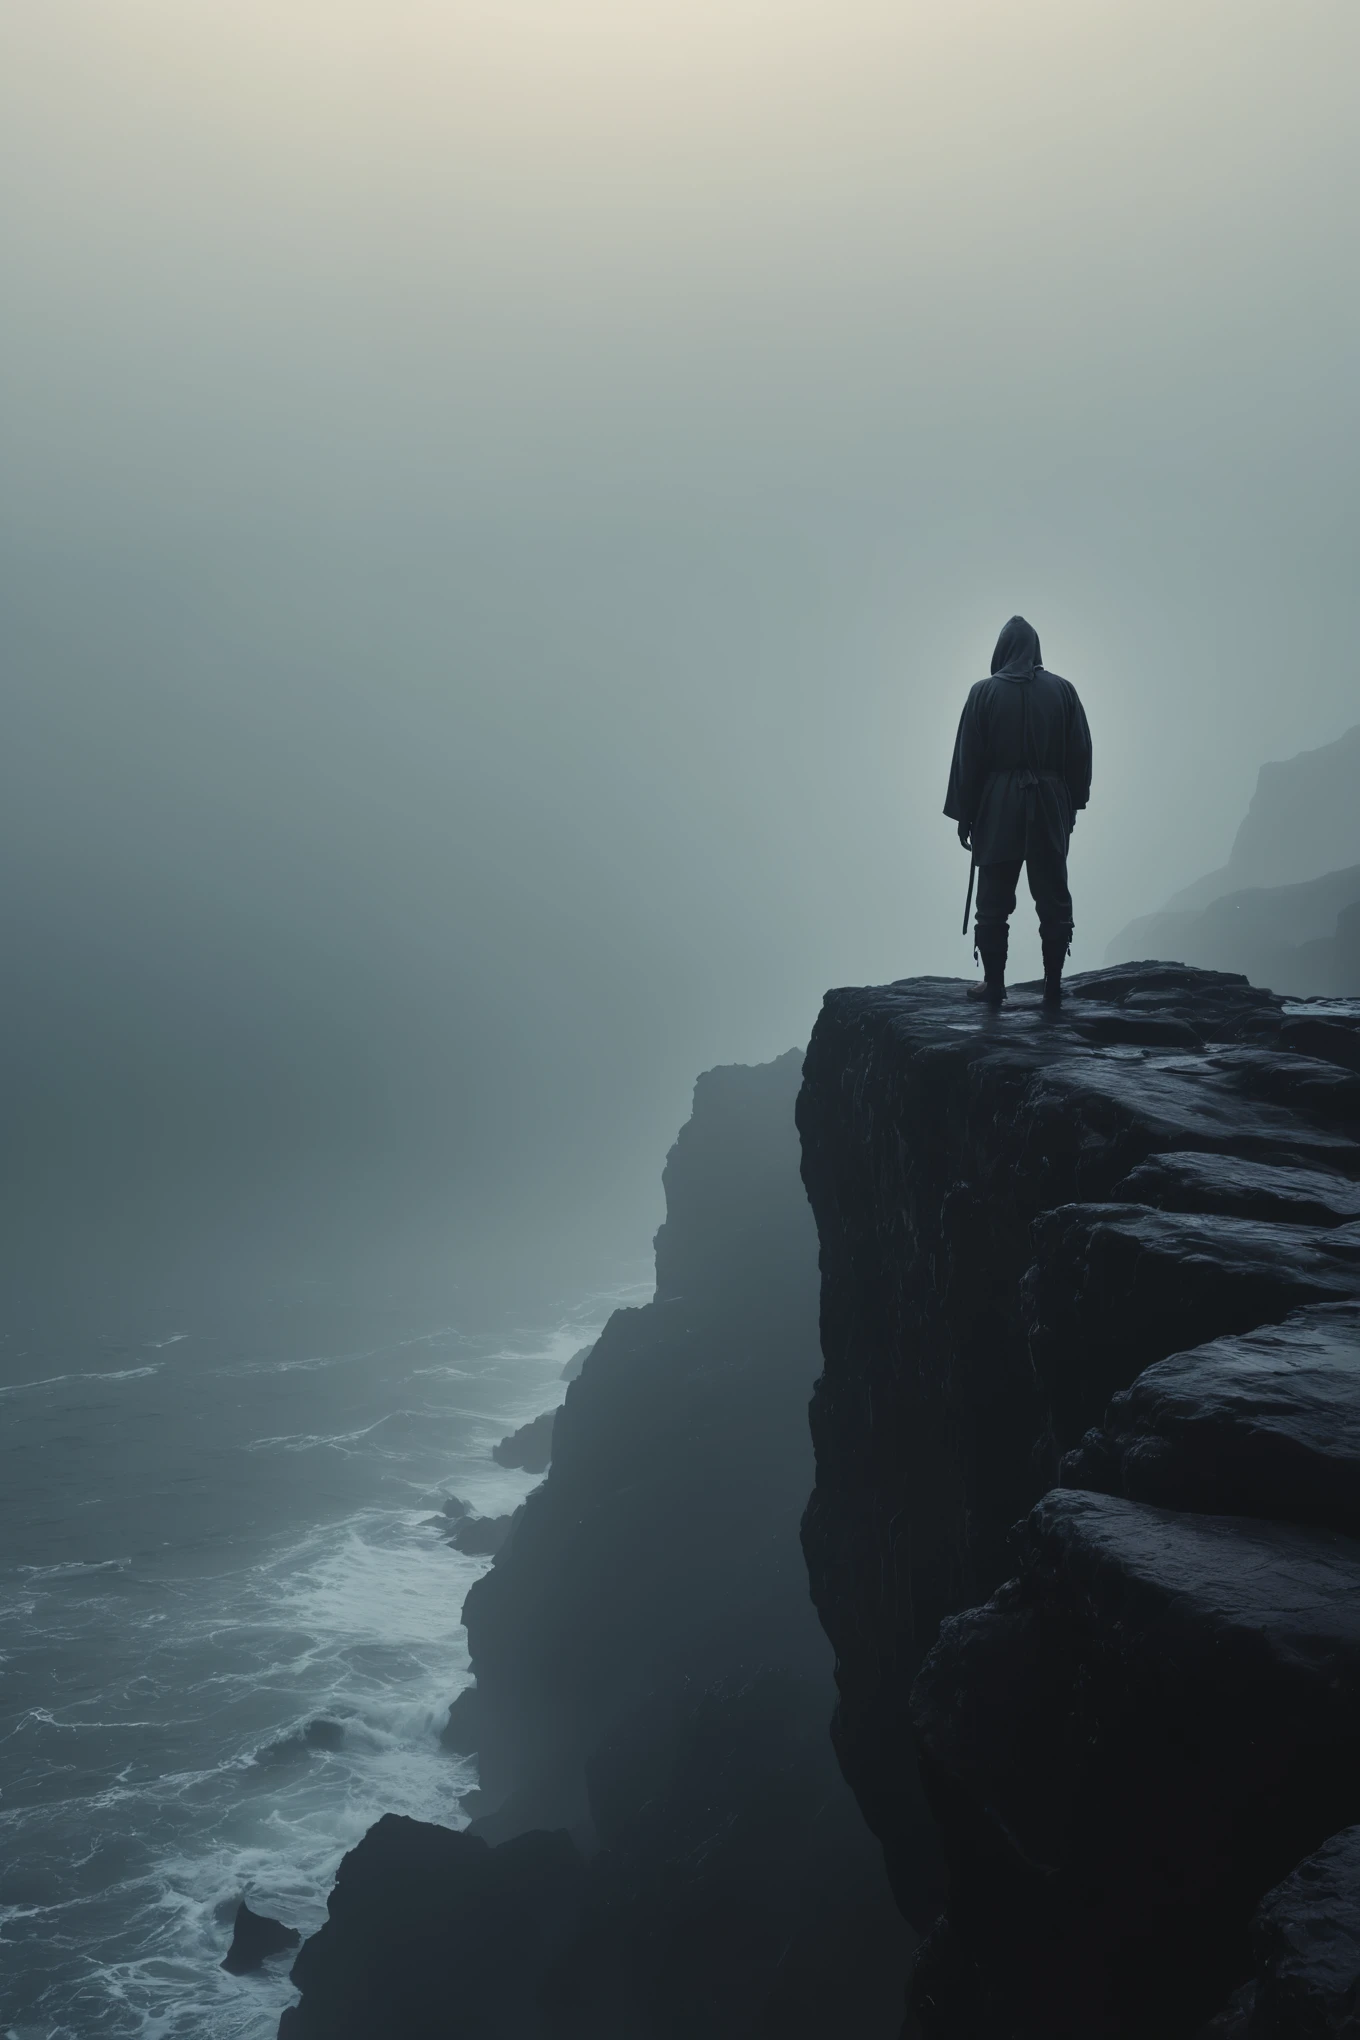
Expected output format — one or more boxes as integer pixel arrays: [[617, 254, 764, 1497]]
[[943, 616, 1092, 1006]]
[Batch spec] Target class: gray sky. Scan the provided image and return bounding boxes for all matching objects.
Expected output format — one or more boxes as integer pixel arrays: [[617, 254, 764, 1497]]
[[2, 2, 1358, 1302]]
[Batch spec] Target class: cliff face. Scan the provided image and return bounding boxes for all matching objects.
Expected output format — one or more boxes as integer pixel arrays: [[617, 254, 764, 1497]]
[[1106, 723, 1360, 992], [282, 1051, 908, 2039], [450, 1054, 829, 1838], [797, 965, 1360, 2031]]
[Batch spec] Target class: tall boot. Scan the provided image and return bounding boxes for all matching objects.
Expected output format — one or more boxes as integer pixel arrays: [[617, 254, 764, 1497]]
[[967, 925, 1008, 1006], [1041, 929, 1070, 1007]]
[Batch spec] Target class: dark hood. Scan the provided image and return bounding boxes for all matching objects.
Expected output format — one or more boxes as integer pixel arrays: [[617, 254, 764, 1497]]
[[990, 615, 1042, 682]]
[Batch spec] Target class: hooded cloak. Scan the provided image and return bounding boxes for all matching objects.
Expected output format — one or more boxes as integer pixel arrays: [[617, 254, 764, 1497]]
[[989, 614, 1042, 680], [943, 616, 1092, 864]]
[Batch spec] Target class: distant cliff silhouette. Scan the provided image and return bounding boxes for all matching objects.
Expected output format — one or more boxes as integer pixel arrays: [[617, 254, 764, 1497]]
[[1107, 724, 1360, 993]]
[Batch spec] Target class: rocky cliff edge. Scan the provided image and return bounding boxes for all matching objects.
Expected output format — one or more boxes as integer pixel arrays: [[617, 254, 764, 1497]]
[[797, 963, 1360, 2034]]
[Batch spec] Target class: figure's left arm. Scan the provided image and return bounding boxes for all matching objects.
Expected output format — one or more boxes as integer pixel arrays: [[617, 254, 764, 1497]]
[[1066, 687, 1093, 815]]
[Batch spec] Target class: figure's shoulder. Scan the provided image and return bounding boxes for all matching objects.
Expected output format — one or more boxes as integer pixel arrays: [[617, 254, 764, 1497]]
[[964, 675, 993, 708], [1039, 667, 1083, 705]]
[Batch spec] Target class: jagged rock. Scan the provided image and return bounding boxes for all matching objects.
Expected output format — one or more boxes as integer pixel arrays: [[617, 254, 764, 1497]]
[[492, 1408, 557, 1473], [423, 1494, 471, 1529], [447, 1512, 515, 1557], [1198, 1984, 1257, 2037], [1066, 1006, 1206, 1048], [1061, 1305, 1360, 1532], [221, 1898, 300, 1973], [910, 1489, 1360, 2037], [1280, 1011, 1360, 1076], [278, 1817, 584, 2038], [1246, 1824, 1360, 2035], [560, 1343, 595, 1382], [1027, 1204, 1360, 1447], [1062, 961, 1282, 1038], [1115, 1150, 1360, 1226]]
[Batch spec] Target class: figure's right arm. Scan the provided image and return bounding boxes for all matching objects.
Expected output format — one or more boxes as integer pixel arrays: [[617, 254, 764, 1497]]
[[943, 684, 985, 837]]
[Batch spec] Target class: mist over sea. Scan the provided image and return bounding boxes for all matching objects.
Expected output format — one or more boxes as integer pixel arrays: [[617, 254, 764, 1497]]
[[0, 1275, 642, 2039]]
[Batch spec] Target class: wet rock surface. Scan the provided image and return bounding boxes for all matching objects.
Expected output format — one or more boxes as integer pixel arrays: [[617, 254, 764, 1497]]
[[1242, 1824, 1360, 2036], [1116, 1150, 1360, 1227], [1027, 1204, 1360, 1450], [796, 964, 1360, 2030], [912, 1491, 1360, 2035], [1063, 1304, 1360, 1531]]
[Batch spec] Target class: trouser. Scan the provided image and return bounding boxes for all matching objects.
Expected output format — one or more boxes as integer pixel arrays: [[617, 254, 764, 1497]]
[[975, 846, 1073, 949]]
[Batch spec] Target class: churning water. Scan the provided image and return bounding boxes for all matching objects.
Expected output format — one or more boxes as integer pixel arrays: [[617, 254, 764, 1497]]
[[0, 1280, 637, 2037]]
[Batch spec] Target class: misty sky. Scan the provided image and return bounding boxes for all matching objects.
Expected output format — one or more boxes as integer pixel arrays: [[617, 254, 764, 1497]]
[[2, 2, 1358, 1304]]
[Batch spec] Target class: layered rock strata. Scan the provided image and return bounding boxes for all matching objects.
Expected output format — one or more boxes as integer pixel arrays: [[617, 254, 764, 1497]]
[[796, 964, 1360, 2030]]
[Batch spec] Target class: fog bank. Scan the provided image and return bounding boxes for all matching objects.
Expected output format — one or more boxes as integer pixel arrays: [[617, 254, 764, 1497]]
[[3, 2, 1357, 1302]]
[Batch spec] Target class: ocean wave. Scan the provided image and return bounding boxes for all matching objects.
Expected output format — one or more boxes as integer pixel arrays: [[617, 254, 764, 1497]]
[[0, 1293, 591, 2038], [226, 1322, 469, 1379], [245, 1405, 463, 1456], [16, 1706, 182, 1735], [0, 1366, 161, 1398], [244, 1425, 384, 1456], [17, 1557, 132, 1580]]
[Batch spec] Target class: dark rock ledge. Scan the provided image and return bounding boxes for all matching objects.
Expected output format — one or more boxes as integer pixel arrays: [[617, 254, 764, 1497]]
[[1224, 1824, 1360, 2036], [796, 963, 1360, 2034]]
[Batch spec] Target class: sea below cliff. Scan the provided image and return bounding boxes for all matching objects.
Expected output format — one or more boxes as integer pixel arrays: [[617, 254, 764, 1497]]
[[0, 1279, 643, 2039]]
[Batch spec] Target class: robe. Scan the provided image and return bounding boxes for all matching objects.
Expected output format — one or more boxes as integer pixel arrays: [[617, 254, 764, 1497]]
[[943, 616, 1092, 866]]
